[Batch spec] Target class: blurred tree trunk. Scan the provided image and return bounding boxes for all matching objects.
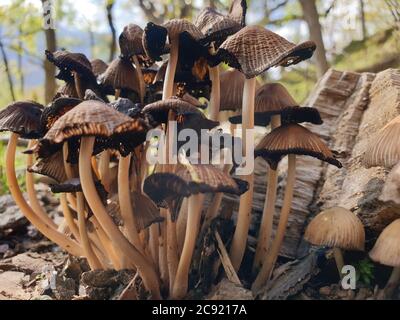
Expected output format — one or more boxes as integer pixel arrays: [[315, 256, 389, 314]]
[[359, 0, 367, 40], [41, 0, 57, 104], [0, 38, 16, 101], [299, 0, 329, 78], [106, 0, 116, 62], [17, 27, 24, 95]]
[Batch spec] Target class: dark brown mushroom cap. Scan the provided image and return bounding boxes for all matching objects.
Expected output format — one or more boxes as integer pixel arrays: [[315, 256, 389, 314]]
[[45, 50, 96, 81], [84, 89, 105, 102], [219, 68, 248, 111], [0, 101, 44, 138], [214, 26, 316, 78], [142, 97, 203, 123], [242, 82, 322, 125], [362, 116, 400, 169], [194, 7, 241, 45], [91, 59, 109, 77], [255, 123, 342, 169], [181, 93, 207, 109], [142, 22, 169, 61], [38, 100, 149, 157], [228, 0, 247, 27], [99, 57, 140, 93], [56, 81, 79, 98], [41, 97, 82, 133], [164, 19, 204, 41], [131, 192, 164, 230], [28, 150, 67, 183], [50, 178, 108, 202], [119, 24, 145, 59], [143, 164, 248, 220]]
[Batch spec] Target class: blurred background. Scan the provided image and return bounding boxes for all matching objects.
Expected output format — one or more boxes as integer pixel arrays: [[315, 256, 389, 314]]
[[0, 0, 399, 107]]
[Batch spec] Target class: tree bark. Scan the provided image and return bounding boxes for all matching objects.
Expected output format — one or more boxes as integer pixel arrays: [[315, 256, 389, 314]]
[[0, 38, 16, 102], [41, 0, 57, 103], [359, 0, 367, 40], [17, 27, 24, 95], [106, 1, 117, 62], [299, 0, 329, 78]]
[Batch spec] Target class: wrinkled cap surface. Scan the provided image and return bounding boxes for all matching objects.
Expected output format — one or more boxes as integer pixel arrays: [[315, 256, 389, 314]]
[[255, 123, 342, 169], [215, 26, 316, 78], [119, 23, 145, 58], [91, 59, 109, 77], [0, 101, 44, 138], [304, 207, 365, 251], [28, 150, 67, 183], [99, 58, 140, 93]]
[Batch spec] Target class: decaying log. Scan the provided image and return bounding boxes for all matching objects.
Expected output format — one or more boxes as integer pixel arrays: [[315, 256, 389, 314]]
[[318, 69, 400, 237]]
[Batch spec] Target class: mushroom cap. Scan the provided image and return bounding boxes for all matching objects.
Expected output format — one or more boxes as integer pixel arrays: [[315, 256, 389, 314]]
[[131, 192, 164, 231], [45, 50, 95, 81], [99, 57, 140, 93], [194, 7, 241, 45], [164, 19, 204, 41], [56, 81, 79, 98], [50, 178, 108, 203], [380, 162, 400, 206], [228, 83, 322, 125], [362, 115, 400, 169], [215, 25, 316, 78], [0, 101, 44, 138], [28, 150, 67, 183], [304, 207, 365, 251], [91, 59, 109, 77], [369, 219, 400, 267], [255, 123, 342, 169], [39, 100, 149, 157], [219, 68, 260, 111], [181, 93, 207, 109], [228, 0, 247, 27], [119, 23, 145, 59], [84, 89, 105, 102], [41, 97, 82, 133], [143, 164, 248, 220], [142, 22, 169, 61]]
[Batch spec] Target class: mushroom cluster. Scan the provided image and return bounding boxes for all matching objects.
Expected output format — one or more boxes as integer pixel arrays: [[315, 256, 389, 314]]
[[0, 1, 343, 300]]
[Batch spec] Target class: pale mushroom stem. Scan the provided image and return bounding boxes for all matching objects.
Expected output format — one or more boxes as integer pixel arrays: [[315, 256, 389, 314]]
[[132, 55, 145, 103], [5, 133, 82, 256], [158, 212, 169, 290], [26, 140, 58, 229], [99, 150, 111, 192], [77, 192, 103, 270], [149, 223, 159, 268], [59, 193, 81, 242], [118, 154, 141, 248], [229, 77, 256, 271], [162, 37, 179, 100], [79, 136, 161, 299], [383, 267, 400, 298], [73, 71, 84, 99], [172, 194, 205, 299], [176, 198, 188, 255], [333, 247, 345, 277], [252, 154, 296, 293], [253, 115, 281, 272], [208, 65, 220, 121], [167, 212, 179, 294]]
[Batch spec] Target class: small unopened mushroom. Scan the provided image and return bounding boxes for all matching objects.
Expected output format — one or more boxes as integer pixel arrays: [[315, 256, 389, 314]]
[[369, 219, 400, 298], [304, 207, 365, 276]]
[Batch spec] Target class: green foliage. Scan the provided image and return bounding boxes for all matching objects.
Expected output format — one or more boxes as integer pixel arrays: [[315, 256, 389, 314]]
[[355, 258, 375, 287]]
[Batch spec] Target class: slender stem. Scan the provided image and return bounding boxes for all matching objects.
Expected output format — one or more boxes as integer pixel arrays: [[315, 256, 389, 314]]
[[62, 142, 76, 179], [253, 115, 281, 272], [383, 267, 400, 298], [208, 65, 220, 121], [162, 37, 179, 100], [59, 193, 81, 242], [118, 154, 141, 248], [252, 154, 296, 294], [26, 140, 57, 229], [99, 150, 111, 192], [73, 71, 84, 99], [176, 198, 188, 255], [171, 194, 205, 299], [229, 77, 256, 271], [333, 247, 345, 278], [132, 55, 145, 103], [79, 136, 160, 298], [167, 212, 179, 294], [158, 210, 169, 291], [77, 192, 102, 270], [5, 133, 82, 256], [149, 223, 159, 270]]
